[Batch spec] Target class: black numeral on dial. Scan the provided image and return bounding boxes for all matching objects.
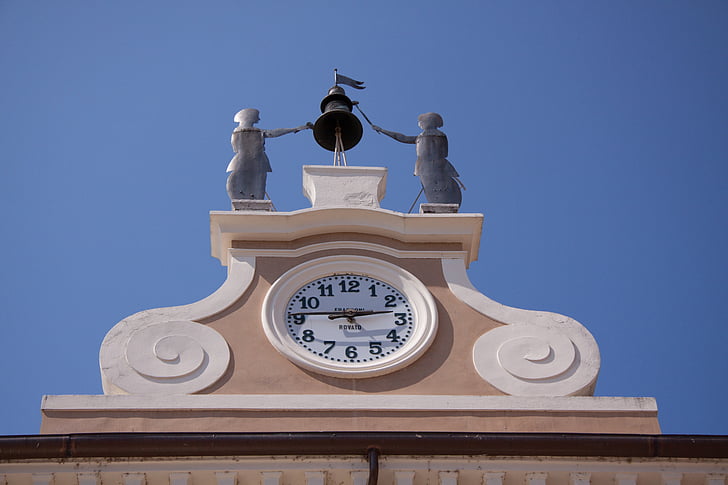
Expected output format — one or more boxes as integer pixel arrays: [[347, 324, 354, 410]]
[[300, 296, 320, 309], [369, 341, 382, 355], [324, 341, 336, 354], [338, 280, 360, 293]]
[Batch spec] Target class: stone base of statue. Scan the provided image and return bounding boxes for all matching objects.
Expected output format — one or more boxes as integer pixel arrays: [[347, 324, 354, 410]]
[[302, 165, 387, 209], [420, 203, 460, 214], [231, 199, 274, 211]]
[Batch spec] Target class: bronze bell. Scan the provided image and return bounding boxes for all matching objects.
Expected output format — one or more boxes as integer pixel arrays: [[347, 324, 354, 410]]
[[313, 85, 363, 152]]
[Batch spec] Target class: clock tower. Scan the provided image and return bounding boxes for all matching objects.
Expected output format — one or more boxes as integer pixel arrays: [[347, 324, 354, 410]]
[[13, 77, 724, 485], [41, 164, 659, 434]]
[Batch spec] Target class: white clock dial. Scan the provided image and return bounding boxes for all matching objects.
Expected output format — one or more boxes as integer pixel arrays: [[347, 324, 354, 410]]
[[286, 274, 414, 363], [261, 255, 438, 378]]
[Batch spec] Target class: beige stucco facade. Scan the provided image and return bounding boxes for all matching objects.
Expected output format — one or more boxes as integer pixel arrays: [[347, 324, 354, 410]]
[[206, 236, 502, 396]]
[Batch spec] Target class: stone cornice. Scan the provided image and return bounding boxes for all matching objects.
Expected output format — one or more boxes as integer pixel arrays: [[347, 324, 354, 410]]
[[209, 208, 484, 266]]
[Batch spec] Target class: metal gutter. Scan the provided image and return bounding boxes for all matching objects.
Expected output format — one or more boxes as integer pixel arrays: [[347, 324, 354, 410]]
[[1, 432, 727, 461]]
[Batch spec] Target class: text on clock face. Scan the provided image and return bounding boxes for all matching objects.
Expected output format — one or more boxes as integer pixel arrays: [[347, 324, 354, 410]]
[[285, 274, 414, 363]]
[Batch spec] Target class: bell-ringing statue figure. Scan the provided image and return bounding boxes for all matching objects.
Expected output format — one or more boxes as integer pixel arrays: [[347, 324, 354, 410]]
[[372, 112, 462, 206], [226, 108, 312, 200]]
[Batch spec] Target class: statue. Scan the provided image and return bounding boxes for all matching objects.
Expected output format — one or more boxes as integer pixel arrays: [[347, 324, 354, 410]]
[[226, 108, 312, 201], [372, 112, 462, 206]]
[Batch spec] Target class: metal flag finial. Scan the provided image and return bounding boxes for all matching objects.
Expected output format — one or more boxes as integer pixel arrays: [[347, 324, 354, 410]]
[[334, 69, 365, 90]]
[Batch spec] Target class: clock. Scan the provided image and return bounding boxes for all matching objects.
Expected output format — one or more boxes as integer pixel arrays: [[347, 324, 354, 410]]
[[261, 255, 438, 378]]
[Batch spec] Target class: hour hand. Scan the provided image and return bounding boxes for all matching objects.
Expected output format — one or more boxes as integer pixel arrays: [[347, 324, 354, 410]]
[[327, 310, 394, 321]]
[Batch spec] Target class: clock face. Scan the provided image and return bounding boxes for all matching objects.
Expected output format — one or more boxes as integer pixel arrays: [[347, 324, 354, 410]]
[[285, 274, 414, 364], [261, 255, 438, 378]]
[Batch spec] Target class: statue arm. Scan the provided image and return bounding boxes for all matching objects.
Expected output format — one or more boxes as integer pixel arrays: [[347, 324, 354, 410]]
[[263, 123, 313, 138], [371, 125, 417, 144]]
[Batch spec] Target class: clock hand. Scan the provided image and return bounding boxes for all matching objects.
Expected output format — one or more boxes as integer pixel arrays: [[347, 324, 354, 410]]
[[327, 310, 394, 320], [289, 311, 340, 316], [289, 310, 394, 324], [289, 310, 394, 318]]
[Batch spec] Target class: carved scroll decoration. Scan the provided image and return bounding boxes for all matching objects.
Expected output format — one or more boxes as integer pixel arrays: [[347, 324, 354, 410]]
[[442, 258, 600, 396], [99, 256, 255, 394]]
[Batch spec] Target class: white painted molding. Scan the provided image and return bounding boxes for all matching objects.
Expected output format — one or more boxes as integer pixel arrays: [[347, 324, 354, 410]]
[[215, 473, 237, 485], [209, 208, 483, 266], [304, 472, 325, 485], [661, 474, 682, 485], [5, 457, 726, 478], [123, 474, 146, 485], [77, 474, 98, 485], [616, 474, 638, 485], [442, 258, 600, 397], [484, 473, 505, 485], [526, 473, 548, 485], [169, 473, 190, 485], [230, 241, 469, 263], [351, 472, 369, 485], [439, 472, 458, 485], [98, 253, 255, 395], [394, 472, 416, 485], [42, 394, 658, 413], [572, 473, 591, 485], [261, 472, 282, 485], [32, 476, 53, 485]]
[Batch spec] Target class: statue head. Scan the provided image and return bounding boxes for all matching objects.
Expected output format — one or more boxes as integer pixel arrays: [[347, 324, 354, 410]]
[[234, 108, 260, 127], [417, 112, 444, 130]]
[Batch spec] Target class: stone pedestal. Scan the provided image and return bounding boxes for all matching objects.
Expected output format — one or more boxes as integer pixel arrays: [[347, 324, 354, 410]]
[[231, 199, 273, 211], [420, 203, 460, 214], [302, 165, 387, 208]]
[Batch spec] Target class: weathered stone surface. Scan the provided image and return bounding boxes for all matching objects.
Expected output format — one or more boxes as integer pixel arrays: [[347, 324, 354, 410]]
[[231, 199, 273, 211], [420, 203, 460, 214]]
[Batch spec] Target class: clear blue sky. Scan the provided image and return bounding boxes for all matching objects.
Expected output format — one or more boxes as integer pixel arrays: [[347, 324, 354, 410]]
[[1, 1, 726, 435]]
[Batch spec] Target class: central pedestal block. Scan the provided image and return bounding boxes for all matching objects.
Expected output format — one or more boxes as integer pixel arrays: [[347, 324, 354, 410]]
[[302, 165, 387, 208]]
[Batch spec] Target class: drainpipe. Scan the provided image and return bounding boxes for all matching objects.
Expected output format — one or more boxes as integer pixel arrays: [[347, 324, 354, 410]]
[[367, 447, 380, 485]]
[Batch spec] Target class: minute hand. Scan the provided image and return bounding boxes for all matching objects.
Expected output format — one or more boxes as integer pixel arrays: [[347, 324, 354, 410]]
[[327, 310, 393, 320]]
